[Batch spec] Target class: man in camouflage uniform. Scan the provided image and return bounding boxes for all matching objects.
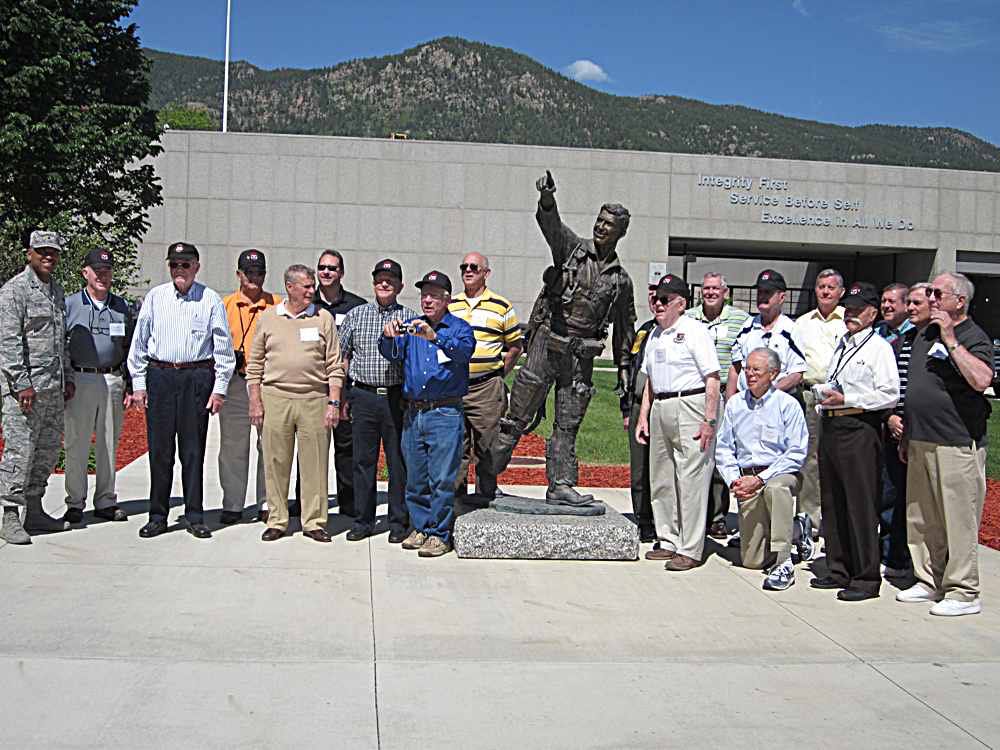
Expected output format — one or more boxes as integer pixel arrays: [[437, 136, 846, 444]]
[[0, 231, 75, 544], [490, 171, 636, 506]]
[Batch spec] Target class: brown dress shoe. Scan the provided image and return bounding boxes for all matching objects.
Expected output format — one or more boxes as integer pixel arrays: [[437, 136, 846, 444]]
[[261, 528, 285, 542], [303, 528, 332, 543], [708, 521, 729, 539], [645, 546, 676, 561], [665, 554, 701, 571]]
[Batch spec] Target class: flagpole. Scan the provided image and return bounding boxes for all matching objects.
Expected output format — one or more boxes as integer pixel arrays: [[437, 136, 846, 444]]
[[222, 0, 231, 132]]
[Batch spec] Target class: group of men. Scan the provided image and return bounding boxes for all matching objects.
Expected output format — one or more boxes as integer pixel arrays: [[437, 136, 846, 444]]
[[0, 231, 522, 559], [624, 266, 993, 615]]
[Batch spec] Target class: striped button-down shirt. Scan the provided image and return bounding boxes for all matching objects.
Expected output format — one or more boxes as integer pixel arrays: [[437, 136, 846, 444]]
[[448, 288, 521, 380], [338, 300, 418, 387], [127, 281, 235, 395], [894, 327, 916, 417], [685, 304, 749, 386]]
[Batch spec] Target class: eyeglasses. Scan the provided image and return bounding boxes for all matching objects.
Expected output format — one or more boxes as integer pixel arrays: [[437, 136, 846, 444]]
[[169, 261, 192, 270], [930, 287, 960, 300], [459, 263, 485, 273], [318, 264, 341, 272], [374, 277, 397, 287]]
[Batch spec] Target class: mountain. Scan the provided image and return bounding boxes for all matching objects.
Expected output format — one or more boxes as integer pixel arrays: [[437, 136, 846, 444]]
[[145, 37, 1000, 172]]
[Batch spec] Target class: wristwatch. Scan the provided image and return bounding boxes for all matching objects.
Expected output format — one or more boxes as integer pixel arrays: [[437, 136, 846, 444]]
[[328, 399, 340, 407], [705, 418, 717, 427]]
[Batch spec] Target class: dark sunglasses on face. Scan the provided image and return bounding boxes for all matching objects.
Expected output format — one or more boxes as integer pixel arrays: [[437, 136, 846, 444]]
[[318, 264, 341, 272], [169, 261, 192, 270], [930, 287, 958, 300], [460, 263, 483, 273], [655, 295, 675, 305]]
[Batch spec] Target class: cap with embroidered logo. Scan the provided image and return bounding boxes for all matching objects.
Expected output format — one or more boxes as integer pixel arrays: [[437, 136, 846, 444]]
[[841, 281, 880, 309], [82, 248, 113, 270], [238, 249, 266, 272], [166, 242, 199, 261], [415, 270, 452, 294], [655, 273, 689, 298], [372, 258, 403, 281]]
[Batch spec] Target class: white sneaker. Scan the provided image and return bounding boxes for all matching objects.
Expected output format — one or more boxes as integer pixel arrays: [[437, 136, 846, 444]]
[[895, 582, 942, 603], [929, 598, 981, 617]]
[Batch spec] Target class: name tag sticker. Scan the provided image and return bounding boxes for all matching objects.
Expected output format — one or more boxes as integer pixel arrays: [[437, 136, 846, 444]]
[[655, 349, 667, 363], [109, 322, 126, 337], [335, 313, 346, 326], [437, 348, 452, 364], [300, 327, 320, 342]]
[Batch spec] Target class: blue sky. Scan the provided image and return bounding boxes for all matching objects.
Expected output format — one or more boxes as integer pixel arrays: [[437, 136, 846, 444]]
[[129, 0, 1000, 146]]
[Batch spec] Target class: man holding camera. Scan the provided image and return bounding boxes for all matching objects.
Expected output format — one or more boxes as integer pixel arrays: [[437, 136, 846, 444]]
[[219, 249, 281, 524]]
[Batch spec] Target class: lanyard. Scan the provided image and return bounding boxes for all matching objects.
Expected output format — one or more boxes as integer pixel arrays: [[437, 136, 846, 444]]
[[830, 329, 875, 382], [237, 304, 261, 352]]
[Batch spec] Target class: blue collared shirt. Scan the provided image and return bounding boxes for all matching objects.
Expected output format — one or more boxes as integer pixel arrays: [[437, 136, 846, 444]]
[[715, 386, 808, 486], [378, 312, 475, 401]]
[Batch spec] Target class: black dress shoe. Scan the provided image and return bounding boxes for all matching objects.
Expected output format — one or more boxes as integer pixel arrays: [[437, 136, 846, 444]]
[[64, 507, 85, 525], [139, 520, 168, 538], [810, 576, 847, 590], [93, 506, 127, 522], [346, 527, 372, 542], [257, 509, 269, 523], [303, 528, 332, 543], [220, 510, 242, 525], [387, 528, 408, 544], [186, 523, 212, 539], [261, 528, 285, 542], [837, 588, 879, 602]]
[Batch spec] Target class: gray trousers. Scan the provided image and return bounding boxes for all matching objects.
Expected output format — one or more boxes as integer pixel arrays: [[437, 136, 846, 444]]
[[218, 374, 267, 513], [0, 390, 64, 507], [63, 372, 125, 510]]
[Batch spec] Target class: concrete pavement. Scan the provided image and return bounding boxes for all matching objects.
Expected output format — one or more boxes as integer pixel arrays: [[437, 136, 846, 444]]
[[2, 419, 999, 749]]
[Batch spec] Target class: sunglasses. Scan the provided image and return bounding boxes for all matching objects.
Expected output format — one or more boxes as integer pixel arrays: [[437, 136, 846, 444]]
[[655, 295, 679, 305], [169, 261, 192, 270], [459, 263, 485, 273], [33, 247, 61, 256], [929, 287, 959, 300], [318, 264, 341, 272]]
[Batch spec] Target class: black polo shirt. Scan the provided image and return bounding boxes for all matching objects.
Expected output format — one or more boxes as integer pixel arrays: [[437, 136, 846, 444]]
[[314, 286, 366, 323], [904, 318, 993, 447]]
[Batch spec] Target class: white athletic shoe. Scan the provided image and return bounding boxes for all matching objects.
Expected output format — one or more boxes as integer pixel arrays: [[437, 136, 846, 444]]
[[929, 598, 981, 617], [895, 582, 942, 603]]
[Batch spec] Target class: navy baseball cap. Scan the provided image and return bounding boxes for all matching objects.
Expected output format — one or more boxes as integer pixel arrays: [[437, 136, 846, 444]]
[[372, 258, 403, 281], [842, 281, 880, 309], [755, 269, 787, 291], [415, 270, 452, 294]]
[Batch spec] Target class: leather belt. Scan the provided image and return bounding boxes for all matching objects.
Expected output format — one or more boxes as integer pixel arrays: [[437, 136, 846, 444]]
[[654, 387, 706, 400], [405, 396, 463, 412], [148, 358, 213, 370], [73, 366, 119, 374], [823, 407, 865, 418], [469, 370, 502, 386], [353, 382, 398, 396], [740, 465, 771, 476]]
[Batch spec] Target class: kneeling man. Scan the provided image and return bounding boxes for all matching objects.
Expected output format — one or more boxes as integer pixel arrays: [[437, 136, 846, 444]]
[[716, 348, 808, 590]]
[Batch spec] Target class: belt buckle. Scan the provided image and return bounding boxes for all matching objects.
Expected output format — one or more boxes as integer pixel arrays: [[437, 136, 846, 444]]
[[376, 387, 388, 396]]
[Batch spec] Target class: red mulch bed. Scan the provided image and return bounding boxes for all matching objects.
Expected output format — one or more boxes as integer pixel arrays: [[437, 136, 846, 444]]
[[3, 413, 999, 551]]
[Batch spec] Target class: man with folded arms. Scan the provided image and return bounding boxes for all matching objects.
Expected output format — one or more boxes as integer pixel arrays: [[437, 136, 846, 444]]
[[247, 265, 344, 543], [635, 274, 720, 572], [127, 242, 235, 540], [810, 282, 899, 602], [380, 271, 475, 558], [897, 273, 993, 617], [716, 348, 807, 591]]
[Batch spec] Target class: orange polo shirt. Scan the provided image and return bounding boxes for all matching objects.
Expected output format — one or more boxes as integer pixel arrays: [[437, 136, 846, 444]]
[[223, 289, 282, 355]]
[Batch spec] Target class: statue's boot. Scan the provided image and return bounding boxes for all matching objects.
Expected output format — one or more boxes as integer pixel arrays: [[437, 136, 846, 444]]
[[0, 507, 31, 545], [23, 498, 70, 534], [489, 428, 519, 476], [545, 483, 597, 507]]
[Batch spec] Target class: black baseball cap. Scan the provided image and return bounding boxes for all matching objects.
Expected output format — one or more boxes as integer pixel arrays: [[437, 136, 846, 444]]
[[166, 242, 199, 261], [83, 248, 113, 270], [238, 249, 266, 272], [655, 273, 688, 298], [415, 270, 452, 294], [755, 269, 787, 291], [842, 281, 880, 309], [372, 258, 403, 281]]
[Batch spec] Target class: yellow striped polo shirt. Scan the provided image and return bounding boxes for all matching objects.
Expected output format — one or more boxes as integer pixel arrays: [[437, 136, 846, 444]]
[[449, 288, 522, 380]]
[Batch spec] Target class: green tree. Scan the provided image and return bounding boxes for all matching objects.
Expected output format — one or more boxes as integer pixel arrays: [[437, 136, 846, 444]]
[[0, 0, 163, 288], [157, 102, 217, 131]]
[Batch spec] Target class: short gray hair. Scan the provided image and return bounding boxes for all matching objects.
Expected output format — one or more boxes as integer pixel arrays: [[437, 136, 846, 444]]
[[702, 272, 728, 289], [748, 347, 781, 374], [816, 268, 844, 288], [908, 281, 932, 297], [936, 272, 975, 307], [284, 264, 315, 286]]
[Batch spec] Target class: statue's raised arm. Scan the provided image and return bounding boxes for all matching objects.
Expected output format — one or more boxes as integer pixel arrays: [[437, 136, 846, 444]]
[[534, 170, 580, 268]]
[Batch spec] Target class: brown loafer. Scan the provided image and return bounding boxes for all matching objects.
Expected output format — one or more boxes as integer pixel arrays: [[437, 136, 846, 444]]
[[645, 546, 676, 561], [708, 521, 728, 539], [303, 528, 332, 543], [665, 554, 701, 571], [261, 528, 285, 542]]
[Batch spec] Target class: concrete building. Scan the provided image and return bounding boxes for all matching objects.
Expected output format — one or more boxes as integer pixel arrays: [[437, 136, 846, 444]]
[[140, 131, 1000, 336]]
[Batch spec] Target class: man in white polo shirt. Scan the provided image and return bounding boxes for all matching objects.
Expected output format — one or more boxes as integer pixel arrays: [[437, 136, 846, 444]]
[[635, 274, 721, 571]]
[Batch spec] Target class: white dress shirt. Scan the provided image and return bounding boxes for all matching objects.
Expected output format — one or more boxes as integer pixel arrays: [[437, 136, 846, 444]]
[[641, 315, 720, 393], [715, 386, 808, 485], [731, 314, 807, 391], [823, 328, 899, 411]]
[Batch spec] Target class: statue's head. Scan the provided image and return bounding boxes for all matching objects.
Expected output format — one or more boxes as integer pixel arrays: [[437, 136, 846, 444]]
[[594, 203, 630, 249]]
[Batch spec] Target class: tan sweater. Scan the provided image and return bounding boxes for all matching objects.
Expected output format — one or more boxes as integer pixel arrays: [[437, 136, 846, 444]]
[[246, 305, 344, 398]]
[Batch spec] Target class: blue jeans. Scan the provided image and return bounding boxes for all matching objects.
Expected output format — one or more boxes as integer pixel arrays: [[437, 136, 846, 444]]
[[402, 405, 464, 544]]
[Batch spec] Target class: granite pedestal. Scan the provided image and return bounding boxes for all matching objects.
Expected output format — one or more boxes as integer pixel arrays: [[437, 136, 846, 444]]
[[453, 500, 639, 560]]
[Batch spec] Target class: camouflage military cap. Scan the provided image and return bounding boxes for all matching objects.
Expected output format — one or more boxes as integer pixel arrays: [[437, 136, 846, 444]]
[[29, 231, 64, 251]]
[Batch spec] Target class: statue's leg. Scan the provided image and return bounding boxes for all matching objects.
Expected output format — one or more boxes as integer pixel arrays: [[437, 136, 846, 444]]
[[490, 337, 554, 475], [545, 354, 596, 505]]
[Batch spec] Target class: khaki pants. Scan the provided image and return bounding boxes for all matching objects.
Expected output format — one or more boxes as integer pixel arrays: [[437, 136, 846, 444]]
[[261, 391, 329, 532], [738, 473, 800, 569], [798, 389, 822, 529], [218, 374, 266, 513], [456, 375, 507, 496], [648, 392, 714, 561], [63, 372, 125, 510], [906, 440, 987, 602]]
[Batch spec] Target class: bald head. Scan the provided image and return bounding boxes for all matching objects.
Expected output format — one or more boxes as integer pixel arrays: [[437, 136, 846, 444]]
[[460, 251, 491, 296]]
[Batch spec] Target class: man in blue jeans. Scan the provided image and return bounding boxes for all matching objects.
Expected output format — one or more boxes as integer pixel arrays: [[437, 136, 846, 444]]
[[379, 271, 475, 557]]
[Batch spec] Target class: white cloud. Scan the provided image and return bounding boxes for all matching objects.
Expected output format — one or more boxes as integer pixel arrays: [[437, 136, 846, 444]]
[[878, 20, 989, 52], [792, 0, 808, 17], [563, 59, 610, 84]]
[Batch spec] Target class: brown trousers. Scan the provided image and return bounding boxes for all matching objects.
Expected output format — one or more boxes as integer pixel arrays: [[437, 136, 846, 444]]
[[456, 375, 507, 497]]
